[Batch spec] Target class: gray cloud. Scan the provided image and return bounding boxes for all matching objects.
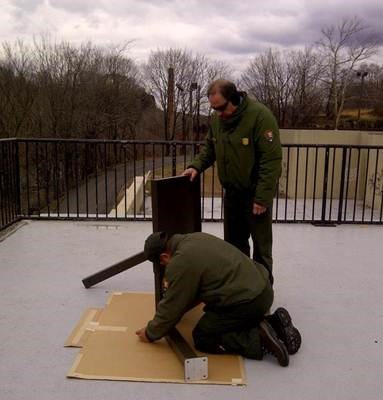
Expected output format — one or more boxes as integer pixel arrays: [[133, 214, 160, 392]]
[[49, 0, 103, 14], [301, 2, 383, 43], [2, 0, 382, 68], [13, 0, 43, 14]]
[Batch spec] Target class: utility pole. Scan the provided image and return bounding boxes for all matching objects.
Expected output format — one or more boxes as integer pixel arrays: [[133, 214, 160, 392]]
[[167, 67, 176, 170], [167, 67, 175, 140]]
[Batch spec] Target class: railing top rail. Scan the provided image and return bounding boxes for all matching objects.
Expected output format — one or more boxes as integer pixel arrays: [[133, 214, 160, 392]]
[[12, 137, 383, 149], [0, 138, 17, 142], [282, 143, 383, 149], [15, 138, 205, 145]]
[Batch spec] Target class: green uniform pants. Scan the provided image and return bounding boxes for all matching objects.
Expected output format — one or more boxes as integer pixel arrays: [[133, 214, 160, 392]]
[[224, 190, 274, 284], [192, 282, 274, 359]]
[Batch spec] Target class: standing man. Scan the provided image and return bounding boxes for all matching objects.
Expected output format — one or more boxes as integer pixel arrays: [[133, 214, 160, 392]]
[[136, 232, 301, 366], [183, 80, 282, 284]]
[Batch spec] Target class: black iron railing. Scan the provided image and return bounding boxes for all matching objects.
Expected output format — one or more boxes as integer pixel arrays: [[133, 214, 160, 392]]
[[275, 144, 383, 224], [1, 138, 383, 231]]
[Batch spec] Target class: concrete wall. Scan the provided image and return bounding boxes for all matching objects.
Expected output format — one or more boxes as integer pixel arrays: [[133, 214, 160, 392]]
[[278, 130, 383, 211], [280, 129, 383, 146]]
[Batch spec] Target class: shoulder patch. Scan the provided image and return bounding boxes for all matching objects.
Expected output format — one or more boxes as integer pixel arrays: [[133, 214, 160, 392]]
[[264, 130, 273, 142]]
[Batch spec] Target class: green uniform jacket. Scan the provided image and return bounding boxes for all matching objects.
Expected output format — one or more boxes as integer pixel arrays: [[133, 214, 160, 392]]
[[189, 95, 282, 207], [146, 232, 270, 341]]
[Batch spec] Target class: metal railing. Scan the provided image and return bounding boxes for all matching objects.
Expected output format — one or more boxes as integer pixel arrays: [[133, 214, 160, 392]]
[[275, 144, 383, 224], [1, 138, 383, 231]]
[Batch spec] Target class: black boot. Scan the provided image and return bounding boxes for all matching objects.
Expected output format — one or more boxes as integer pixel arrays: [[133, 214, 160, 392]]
[[259, 321, 289, 367], [266, 307, 301, 355]]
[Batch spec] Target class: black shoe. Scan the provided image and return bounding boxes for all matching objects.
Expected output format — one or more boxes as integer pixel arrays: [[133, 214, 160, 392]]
[[266, 307, 301, 355], [259, 321, 289, 367]]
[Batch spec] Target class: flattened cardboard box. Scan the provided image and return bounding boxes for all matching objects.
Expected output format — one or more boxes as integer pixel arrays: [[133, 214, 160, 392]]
[[64, 308, 102, 348], [66, 292, 246, 385]]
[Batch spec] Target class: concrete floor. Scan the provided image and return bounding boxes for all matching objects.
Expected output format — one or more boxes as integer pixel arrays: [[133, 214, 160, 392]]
[[0, 220, 382, 400]]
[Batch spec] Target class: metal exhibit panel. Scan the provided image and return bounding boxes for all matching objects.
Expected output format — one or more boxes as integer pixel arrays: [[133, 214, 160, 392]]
[[151, 175, 201, 303], [151, 175, 201, 235]]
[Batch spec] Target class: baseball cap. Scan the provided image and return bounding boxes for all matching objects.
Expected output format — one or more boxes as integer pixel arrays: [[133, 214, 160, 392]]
[[144, 231, 168, 262]]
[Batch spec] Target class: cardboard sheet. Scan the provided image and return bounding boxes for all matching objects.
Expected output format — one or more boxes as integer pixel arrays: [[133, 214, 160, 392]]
[[66, 292, 246, 385], [64, 308, 102, 347]]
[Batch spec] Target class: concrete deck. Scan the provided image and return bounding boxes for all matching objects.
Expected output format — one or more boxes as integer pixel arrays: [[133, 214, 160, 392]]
[[0, 220, 382, 400]]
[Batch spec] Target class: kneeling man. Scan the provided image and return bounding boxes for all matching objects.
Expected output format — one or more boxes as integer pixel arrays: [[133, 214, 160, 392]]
[[136, 232, 301, 367]]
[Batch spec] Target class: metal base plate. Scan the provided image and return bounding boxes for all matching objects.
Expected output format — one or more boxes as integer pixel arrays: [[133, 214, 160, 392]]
[[184, 357, 208, 381]]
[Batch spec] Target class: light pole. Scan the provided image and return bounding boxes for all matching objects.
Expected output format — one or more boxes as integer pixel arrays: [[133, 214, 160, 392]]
[[176, 83, 186, 141], [188, 82, 198, 141], [196, 85, 201, 141], [356, 70, 368, 129]]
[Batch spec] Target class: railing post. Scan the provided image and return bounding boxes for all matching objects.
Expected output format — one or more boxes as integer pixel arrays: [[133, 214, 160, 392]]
[[171, 141, 177, 176], [14, 140, 22, 217], [320, 147, 330, 222], [337, 147, 347, 223]]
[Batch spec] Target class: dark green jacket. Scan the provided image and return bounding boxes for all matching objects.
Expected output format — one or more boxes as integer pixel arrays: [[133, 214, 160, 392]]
[[189, 95, 282, 206], [146, 232, 270, 341]]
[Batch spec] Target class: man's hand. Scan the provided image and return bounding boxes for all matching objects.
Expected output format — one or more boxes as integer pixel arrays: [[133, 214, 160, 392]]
[[253, 202, 267, 215], [135, 327, 151, 343], [182, 167, 199, 182]]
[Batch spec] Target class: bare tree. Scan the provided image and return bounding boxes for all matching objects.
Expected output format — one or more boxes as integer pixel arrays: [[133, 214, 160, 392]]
[[362, 63, 383, 115], [316, 16, 378, 129], [241, 49, 318, 127], [288, 47, 326, 127], [0, 36, 154, 140], [243, 49, 295, 126], [143, 48, 192, 139], [0, 40, 36, 137], [143, 47, 232, 139]]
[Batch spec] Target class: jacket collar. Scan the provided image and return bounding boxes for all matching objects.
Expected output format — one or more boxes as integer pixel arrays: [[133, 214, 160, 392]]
[[167, 234, 184, 255], [216, 92, 249, 130]]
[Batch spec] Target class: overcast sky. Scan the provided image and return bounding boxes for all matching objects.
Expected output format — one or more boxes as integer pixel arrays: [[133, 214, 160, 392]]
[[2, 0, 383, 71]]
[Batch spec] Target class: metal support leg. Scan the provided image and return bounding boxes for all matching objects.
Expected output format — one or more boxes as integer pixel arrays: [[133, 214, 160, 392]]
[[82, 251, 147, 288], [166, 328, 208, 381]]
